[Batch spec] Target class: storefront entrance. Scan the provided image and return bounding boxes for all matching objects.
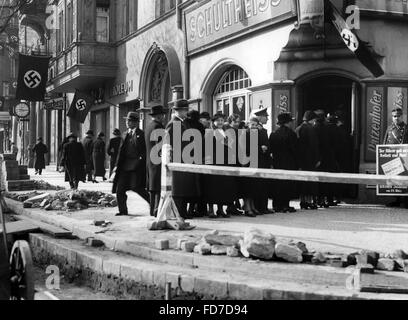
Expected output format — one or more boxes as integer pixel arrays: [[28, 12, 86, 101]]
[[299, 75, 360, 198]]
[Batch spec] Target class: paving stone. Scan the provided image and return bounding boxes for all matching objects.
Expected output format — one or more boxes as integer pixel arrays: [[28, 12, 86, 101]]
[[194, 277, 228, 298], [179, 274, 195, 293], [120, 264, 142, 282], [240, 229, 276, 260], [275, 243, 303, 263], [194, 242, 212, 255], [227, 247, 240, 257], [211, 245, 228, 255], [181, 241, 196, 253], [155, 239, 170, 250], [376, 258, 396, 271]]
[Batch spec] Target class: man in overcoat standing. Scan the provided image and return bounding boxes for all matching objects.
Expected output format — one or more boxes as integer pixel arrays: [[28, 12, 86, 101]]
[[60, 133, 86, 190], [165, 99, 200, 219], [33, 137, 48, 175], [82, 130, 95, 182], [112, 112, 150, 216], [145, 105, 166, 217]]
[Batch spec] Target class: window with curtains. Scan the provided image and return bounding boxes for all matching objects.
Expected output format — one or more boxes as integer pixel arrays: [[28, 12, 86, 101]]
[[155, 0, 176, 19], [96, 6, 110, 42], [119, 0, 137, 39]]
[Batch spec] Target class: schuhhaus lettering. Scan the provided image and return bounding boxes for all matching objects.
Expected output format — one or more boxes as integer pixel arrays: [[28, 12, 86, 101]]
[[367, 88, 383, 155], [185, 0, 297, 53]]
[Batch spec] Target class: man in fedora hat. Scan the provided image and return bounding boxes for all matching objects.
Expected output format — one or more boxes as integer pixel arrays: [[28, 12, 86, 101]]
[[145, 105, 167, 217], [60, 133, 86, 190], [112, 111, 150, 216], [107, 128, 122, 177], [165, 99, 200, 219], [82, 129, 95, 182], [269, 112, 299, 213]]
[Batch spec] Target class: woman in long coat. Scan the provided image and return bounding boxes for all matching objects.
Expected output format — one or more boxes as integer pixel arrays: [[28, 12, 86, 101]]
[[92, 132, 106, 181], [60, 134, 86, 190], [107, 129, 122, 177], [296, 111, 320, 210], [202, 114, 237, 218], [33, 137, 48, 175], [269, 113, 299, 213]]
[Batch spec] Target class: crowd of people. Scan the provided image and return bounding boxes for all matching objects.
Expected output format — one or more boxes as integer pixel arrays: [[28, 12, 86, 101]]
[[56, 99, 354, 219]]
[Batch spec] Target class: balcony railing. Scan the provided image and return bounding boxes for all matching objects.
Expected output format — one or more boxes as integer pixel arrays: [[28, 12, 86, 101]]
[[48, 41, 117, 80]]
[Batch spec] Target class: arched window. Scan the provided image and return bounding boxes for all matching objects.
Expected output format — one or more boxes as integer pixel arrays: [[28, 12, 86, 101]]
[[213, 66, 252, 120]]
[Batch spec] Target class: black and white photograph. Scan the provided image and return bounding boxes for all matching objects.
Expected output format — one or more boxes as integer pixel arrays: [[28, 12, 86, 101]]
[[0, 0, 408, 312]]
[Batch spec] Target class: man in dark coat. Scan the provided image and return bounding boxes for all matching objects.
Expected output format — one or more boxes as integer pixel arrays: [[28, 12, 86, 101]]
[[33, 137, 48, 175], [60, 133, 86, 190], [93, 132, 106, 181], [269, 113, 299, 213], [254, 107, 274, 215], [82, 130, 95, 182], [107, 129, 122, 177], [296, 111, 320, 209], [112, 112, 149, 216], [145, 105, 166, 217], [165, 99, 200, 219], [383, 108, 408, 208]]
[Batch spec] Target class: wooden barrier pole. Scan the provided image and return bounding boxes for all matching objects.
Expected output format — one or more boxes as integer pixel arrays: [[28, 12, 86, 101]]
[[167, 163, 408, 187]]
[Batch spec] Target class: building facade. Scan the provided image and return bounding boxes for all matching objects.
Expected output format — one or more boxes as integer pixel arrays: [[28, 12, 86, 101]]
[[37, 0, 408, 202]]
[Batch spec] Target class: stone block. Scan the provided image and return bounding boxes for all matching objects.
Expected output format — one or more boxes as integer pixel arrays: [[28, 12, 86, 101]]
[[211, 245, 228, 255], [312, 252, 327, 264], [194, 243, 212, 255], [181, 241, 195, 253], [204, 234, 242, 247], [392, 249, 408, 260], [102, 260, 121, 277], [194, 277, 228, 298], [23, 201, 33, 208], [86, 238, 105, 248], [275, 243, 303, 263], [376, 258, 396, 271], [141, 269, 154, 286], [155, 239, 170, 251], [75, 252, 103, 272], [179, 274, 195, 293], [359, 250, 380, 267], [27, 193, 50, 204], [120, 264, 142, 282], [227, 247, 240, 257], [240, 229, 276, 260], [357, 263, 375, 274]]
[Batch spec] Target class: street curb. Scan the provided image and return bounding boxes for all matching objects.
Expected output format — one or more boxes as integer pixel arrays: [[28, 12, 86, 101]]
[[8, 199, 408, 300], [30, 233, 377, 300]]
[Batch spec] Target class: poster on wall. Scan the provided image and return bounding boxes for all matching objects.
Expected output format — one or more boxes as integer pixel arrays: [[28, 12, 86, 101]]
[[365, 87, 385, 162], [252, 90, 273, 132], [377, 144, 408, 196], [387, 87, 408, 125], [232, 96, 246, 121]]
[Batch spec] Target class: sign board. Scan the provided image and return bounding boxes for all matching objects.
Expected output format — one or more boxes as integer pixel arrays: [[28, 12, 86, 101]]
[[377, 144, 408, 196], [43, 97, 64, 110], [365, 87, 385, 162], [184, 0, 298, 55], [356, 0, 408, 17], [387, 87, 408, 126]]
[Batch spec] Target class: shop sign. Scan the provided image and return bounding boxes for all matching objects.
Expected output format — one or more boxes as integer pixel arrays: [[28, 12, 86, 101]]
[[111, 80, 134, 97], [377, 144, 408, 196], [272, 88, 290, 130], [43, 97, 64, 110], [357, 0, 408, 16], [366, 87, 384, 162], [185, 0, 298, 54]]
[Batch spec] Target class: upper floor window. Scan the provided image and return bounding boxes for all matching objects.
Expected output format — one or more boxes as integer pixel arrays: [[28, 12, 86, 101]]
[[155, 0, 176, 19], [96, 6, 109, 42], [66, 3, 73, 45], [2, 82, 10, 97], [120, 0, 137, 39]]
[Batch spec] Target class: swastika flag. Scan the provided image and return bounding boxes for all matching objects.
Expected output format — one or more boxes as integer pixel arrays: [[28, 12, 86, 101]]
[[16, 53, 51, 101], [67, 90, 94, 123], [324, 0, 384, 78]]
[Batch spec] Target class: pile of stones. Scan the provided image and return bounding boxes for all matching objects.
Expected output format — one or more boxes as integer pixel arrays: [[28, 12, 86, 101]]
[[173, 229, 408, 273], [10, 190, 117, 212]]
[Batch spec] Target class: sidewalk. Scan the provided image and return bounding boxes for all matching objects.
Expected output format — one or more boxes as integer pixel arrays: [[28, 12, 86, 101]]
[[4, 166, 408, 299], [24, 166, 408, 256]]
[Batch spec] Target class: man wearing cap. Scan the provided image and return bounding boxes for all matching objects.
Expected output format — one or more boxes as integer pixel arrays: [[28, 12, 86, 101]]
[[269, 113, 299, 213], [199, 112, 211, 129], [254, 107, 274, 214], [107, 129, 122, 177], [384, 108, 408, 208], [82, 130, 95, 182], [113, 112, 149, 216], [145, 105, 166, 217], [60, 133, 86, 190], [165, 99, 199, 218]]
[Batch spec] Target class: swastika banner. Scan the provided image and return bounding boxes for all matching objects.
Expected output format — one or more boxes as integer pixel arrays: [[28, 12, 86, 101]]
[[324, 0, 384, 78], [16, 53, 51, 101], [67, 90, 94, 123]]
